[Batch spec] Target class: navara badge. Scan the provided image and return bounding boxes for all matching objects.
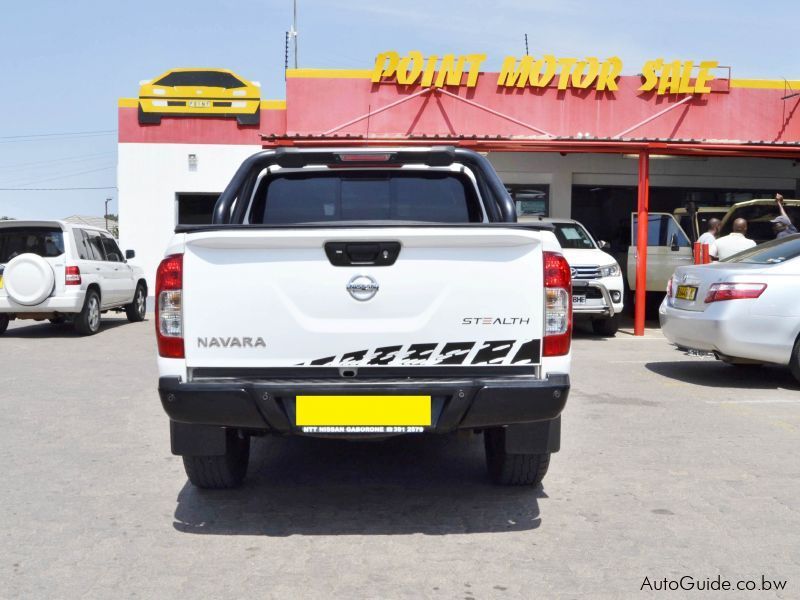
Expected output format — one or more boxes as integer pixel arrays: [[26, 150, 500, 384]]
[[347, 275, 379, 301]]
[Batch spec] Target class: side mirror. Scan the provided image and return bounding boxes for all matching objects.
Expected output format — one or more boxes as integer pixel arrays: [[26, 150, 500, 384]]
[[598, 240, 610, 250], [125, 249, 136, 260], [669, 234, 680, 252]]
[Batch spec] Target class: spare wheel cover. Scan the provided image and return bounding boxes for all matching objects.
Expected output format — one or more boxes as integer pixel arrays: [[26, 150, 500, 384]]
[[4, 253, 56, 306]]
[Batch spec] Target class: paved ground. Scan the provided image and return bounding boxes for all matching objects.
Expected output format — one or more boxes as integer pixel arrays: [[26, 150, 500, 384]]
[[1, 315, 798, 599]]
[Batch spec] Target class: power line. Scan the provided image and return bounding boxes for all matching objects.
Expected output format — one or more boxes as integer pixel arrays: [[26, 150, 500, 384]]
[[0, 152, 116, 171], [0, 186, 117, 191], [0, 129, 116, 141], [3, 165, 116, 188]]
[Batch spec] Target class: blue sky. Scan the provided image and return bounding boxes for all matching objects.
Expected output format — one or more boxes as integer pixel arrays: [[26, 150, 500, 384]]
[[1, 0, 798, 220]]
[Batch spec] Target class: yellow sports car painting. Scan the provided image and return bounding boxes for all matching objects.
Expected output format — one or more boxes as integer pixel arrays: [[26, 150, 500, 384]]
[[138, 68, 261, 125]]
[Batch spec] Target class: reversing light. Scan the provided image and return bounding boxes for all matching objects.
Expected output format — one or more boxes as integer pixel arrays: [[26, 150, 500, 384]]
[[543, 251, 572, 357], [155, 254, 184, 358]]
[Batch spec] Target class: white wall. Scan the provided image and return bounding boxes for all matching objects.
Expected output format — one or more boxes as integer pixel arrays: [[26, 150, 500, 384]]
[[489, 152, 800, 218], [118, 143, 261, 295]]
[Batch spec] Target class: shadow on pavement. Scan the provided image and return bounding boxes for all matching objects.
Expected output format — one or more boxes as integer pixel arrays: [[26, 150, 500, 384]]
[[645, 361, 799, 390], [173, 434, 546, 537], [3, 318, 131, 338]]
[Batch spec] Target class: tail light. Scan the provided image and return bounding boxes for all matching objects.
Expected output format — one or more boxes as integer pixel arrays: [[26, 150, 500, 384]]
[[543, 251, 572, 356], [65, 266, 81, 285], [155, 254, 184, 358], [704, 282, 766, 303]]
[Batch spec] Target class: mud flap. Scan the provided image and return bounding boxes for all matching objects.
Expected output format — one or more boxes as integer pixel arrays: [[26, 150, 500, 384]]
[[170, 421, 227, 456], [503, 416, 561, 454]]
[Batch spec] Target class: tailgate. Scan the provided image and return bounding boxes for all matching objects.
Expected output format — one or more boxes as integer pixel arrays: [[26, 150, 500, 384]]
[[181, 227, 544, 370]]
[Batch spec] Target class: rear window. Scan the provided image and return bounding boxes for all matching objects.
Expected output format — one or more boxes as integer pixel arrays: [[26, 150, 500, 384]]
[[249, 171, 482, 224], [0, 227, 64, 263], [553, 223, 596, 249], [154, 71, 246, 88], [723, 233, 800, 264]]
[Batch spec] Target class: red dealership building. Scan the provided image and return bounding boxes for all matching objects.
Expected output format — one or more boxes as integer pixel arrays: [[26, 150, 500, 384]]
[[118, 55, 800, 331]]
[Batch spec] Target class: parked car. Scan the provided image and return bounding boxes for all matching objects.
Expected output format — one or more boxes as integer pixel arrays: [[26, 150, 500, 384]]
[[0, 221, 147, 335], [659, 234, 800, 381], [137, 68, 261, 126], [520, 217, 624, 335], [627, 199, 800, 297], [716, 198, 800, 243], [156, 147, 571, 489]]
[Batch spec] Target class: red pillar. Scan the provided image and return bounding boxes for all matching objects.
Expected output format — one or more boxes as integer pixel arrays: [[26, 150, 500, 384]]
[[634, 151, 650, 336]]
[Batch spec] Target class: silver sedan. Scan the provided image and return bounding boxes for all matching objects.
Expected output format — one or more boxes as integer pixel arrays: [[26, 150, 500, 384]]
[[659, 234, 800, 382]]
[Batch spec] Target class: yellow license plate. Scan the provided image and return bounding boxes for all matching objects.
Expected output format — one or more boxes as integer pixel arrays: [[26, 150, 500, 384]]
[[188, 100, 211, 108], [676, 285, 697, 301], [0, 275, 3, 288], [296, 395, 431, 427]]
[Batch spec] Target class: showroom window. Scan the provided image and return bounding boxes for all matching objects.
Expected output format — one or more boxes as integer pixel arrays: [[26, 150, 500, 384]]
[[176, 193, 220, 225], [505, 184, 549, 217]]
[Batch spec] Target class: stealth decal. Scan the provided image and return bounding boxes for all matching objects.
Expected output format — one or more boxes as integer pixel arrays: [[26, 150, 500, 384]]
[[402, 343, 438, 365], [368, 345, 403, 365], [341, 350, 368, 364]]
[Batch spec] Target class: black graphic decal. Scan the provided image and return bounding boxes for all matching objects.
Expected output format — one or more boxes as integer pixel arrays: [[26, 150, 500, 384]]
[[471, 340, 515, 365], [511, 339, 541, 364], [310, 356, 335, 366], [434, 342, 475, 365], [401, 343, 438, 364], [368, 345, 403, 365], [340, 350, 368, 364]]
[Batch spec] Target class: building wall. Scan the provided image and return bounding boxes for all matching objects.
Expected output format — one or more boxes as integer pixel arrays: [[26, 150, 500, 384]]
[[118, 143, 261, 293]]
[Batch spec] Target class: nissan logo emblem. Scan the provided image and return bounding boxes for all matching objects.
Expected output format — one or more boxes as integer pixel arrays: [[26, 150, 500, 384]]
[[346, 275, 379, 301]]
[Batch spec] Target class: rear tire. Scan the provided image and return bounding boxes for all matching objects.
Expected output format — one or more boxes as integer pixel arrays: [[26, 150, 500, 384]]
[[182, 431, 250, 489], [0, 315, 8, 335], [74, 290, 101, 336], [592, 315, 619, 336], [791, 337, 800, 384], [484, 428, 550, 486], [125, 283, 147, 322]]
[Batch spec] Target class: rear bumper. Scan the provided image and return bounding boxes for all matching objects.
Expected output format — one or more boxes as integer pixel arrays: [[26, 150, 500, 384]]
[[158, 373, 570, 433], [0, 292, 84, 314]]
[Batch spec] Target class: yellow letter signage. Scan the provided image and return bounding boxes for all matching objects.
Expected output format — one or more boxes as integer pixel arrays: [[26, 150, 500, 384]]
[[372, 52, 719, 95]]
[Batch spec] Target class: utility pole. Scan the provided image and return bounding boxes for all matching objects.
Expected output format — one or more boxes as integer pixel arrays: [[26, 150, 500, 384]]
[[289, 0, 298, 68], [105, 197, 111, 232]]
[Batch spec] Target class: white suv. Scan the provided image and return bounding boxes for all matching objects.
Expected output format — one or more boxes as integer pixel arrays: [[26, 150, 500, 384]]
[[0, 220, 147, 335], [520, 217, 625, 335]]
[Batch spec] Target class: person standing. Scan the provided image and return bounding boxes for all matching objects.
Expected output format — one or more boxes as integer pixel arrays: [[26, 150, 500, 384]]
[[696, 217, 721, 260], [771, 193, 798, 239], [715, 218, 757, 260]]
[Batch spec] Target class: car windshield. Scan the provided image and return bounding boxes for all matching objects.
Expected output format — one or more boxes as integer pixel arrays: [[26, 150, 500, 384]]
[[0, 227, 64, 263], [250, 171, 482, 224], [552, 223, 596, 249], [723, 233, 800, 264], [154, 71, 246, 88]]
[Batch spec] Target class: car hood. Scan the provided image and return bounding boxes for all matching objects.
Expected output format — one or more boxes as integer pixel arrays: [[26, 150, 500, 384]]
[[559, 247, 618, 268]]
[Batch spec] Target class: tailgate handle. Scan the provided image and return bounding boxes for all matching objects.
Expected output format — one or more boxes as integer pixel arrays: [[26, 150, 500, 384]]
[[325, 242, 401, 267]]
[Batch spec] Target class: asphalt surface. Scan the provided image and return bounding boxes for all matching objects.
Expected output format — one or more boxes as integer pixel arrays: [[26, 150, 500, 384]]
[[1, 315, 798, 599]]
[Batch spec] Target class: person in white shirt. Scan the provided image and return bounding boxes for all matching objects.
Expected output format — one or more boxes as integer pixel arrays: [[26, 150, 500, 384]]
[[696, 218, 721, 260], [715, 218, 757, 260]]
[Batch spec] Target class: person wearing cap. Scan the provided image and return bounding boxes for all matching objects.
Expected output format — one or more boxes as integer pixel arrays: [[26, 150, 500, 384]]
[[772, 194, 798, 239], [715, 218, 757, 260]]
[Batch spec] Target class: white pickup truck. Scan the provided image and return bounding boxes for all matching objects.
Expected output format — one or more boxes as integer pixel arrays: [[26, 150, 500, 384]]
[[156, 147, 571, 489]]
